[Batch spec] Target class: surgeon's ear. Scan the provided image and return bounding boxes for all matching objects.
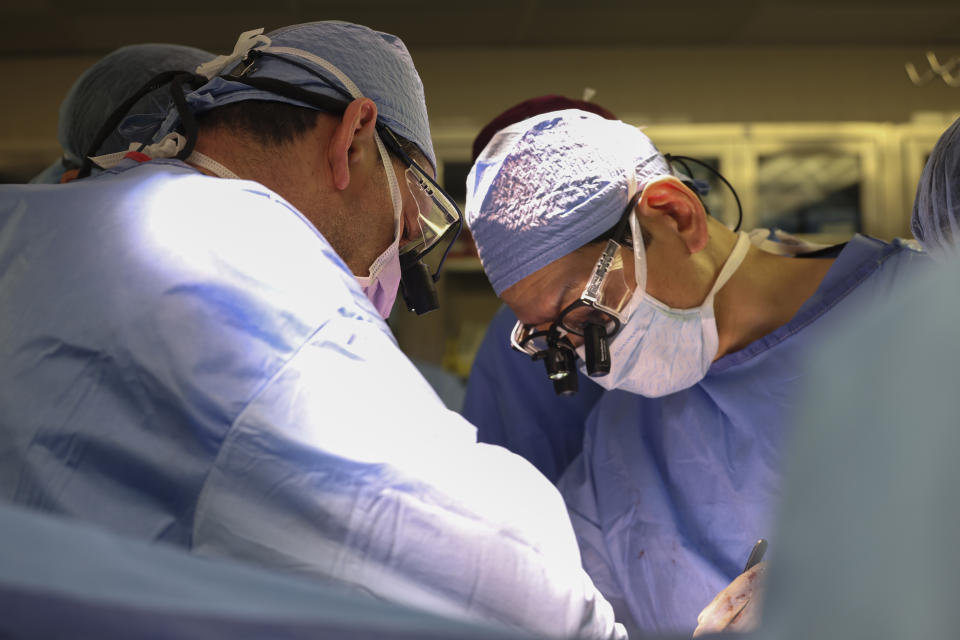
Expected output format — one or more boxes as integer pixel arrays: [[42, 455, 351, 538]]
[[329, 98, 379, 191], [637, 178, 709, 253]]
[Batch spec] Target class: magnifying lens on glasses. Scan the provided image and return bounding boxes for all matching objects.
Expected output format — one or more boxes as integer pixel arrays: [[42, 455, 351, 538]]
[[508, 191, 640, 394], [377, 131, 463, 315], [511, 324, 581, 395]]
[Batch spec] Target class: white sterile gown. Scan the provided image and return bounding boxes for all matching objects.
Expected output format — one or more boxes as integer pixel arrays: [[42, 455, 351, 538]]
[[0, 158, 624, 640]]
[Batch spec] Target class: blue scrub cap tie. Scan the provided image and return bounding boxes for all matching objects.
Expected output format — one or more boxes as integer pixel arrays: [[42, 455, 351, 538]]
[[911, 116, 960, 263], [145, 21, 435, 170], [30, 44, 215, 184], [465, 110, 672, 295]]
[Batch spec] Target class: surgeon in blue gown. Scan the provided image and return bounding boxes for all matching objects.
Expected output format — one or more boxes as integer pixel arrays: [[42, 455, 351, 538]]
[[465, 110, 930, 634], [0, 23, 625, 640]]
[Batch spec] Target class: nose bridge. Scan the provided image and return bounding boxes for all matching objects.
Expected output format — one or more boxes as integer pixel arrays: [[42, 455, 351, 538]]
[[533, 319, 554, 334], [546, 321, 583, 349], [565, 332, 584, 348]]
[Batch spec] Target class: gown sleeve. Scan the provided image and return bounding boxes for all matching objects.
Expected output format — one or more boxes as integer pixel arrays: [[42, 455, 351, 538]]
[[558, 448, 639, 635], [192, 308, 626, 640]]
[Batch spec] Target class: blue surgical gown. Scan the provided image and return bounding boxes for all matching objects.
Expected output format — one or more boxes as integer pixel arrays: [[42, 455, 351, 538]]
[[461, 230, 840, 484], [558, 235, 931, 634], [463, 305, 605, 482], [0, 159, 624, 640]]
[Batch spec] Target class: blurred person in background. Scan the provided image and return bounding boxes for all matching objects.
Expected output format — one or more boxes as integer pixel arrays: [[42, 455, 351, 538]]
[[748, 252, 960, 640], [911, 114, 960, 263], [30, 44, 215, 184]]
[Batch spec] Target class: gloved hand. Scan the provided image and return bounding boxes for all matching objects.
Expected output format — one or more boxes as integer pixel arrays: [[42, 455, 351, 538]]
[[692, 562, 767, 637]]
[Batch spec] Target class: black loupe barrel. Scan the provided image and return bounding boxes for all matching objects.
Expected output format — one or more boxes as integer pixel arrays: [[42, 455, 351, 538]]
[[583, 323, 610, 377], [399, 258, 439, 314]]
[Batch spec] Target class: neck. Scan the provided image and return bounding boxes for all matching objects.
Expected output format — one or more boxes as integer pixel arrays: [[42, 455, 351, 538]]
[[713, 240, 835, 359], [188, 127, 333, 228], [185, 124, 378, 276], [189, 132, 304, 191]]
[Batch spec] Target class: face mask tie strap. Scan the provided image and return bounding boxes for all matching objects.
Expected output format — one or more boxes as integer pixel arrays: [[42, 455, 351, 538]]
[[703, 231, 751, 305], [195, 28, 272, 80]]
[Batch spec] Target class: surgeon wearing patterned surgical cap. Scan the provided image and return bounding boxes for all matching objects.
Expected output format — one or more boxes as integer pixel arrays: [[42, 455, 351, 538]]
[[30, 44, 215, 184], [911, 115, 960, 262], [465, 109, 931, 635]]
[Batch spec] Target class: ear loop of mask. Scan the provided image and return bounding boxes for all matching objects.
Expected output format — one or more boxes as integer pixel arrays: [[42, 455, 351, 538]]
[[582, 174, 641, 379], [630, 175, 648, 299], [360, 133, 404, 282]]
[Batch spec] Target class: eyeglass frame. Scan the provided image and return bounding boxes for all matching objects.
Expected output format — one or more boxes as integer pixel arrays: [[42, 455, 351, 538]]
[[510, 189, 642, 358]]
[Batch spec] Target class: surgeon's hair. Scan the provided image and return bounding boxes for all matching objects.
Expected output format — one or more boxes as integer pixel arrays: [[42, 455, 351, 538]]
[[197, 99, 429, 170], [196, 100, 320, 148]]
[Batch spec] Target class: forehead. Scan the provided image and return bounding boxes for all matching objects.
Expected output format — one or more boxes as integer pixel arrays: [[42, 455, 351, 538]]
[[501, 247, 599, 325]]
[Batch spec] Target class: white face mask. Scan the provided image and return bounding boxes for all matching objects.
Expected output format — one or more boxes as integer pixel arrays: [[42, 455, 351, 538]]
[[354, 133, 405, 318], [577, 211, 751, 398]]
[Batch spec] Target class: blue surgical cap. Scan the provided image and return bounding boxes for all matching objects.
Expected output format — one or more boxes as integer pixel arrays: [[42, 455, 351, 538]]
[[911, 116, 960, 263], [149, 21, 435, 170], [465, 110, 672, 295], [31, 44, 215, 184]]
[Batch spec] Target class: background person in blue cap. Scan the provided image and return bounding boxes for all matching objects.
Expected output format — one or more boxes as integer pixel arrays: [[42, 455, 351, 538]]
[[0, 23, 626, 639], [30, 43, 215, 184], [911, 114, 960, 263], [465, 109, 930, 635]]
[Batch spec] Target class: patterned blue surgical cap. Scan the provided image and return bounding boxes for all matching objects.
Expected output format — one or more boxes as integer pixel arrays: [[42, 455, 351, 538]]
[[149, 21, 435, 170], [912, 116, 960, 263], [465, 110, 671, 295]]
